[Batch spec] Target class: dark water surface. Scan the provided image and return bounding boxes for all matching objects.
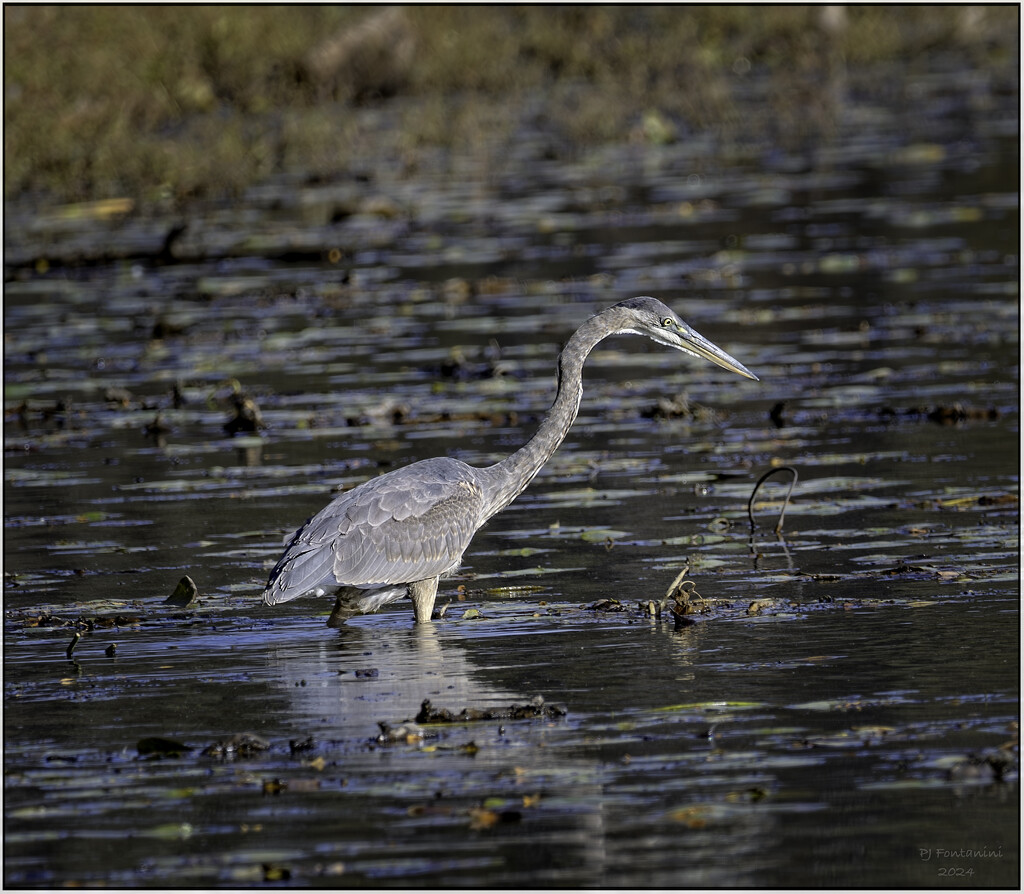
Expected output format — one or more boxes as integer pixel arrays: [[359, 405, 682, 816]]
[[4, 68, 1019, 887]]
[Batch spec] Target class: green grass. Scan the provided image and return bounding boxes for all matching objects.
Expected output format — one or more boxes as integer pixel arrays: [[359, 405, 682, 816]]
[[4, 5, 1017, 206]]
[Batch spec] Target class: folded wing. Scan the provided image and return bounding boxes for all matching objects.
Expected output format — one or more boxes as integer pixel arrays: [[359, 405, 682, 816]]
[[262, 459, 486, 605]]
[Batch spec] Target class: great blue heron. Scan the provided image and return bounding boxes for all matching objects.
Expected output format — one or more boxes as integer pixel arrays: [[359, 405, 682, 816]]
[[262, 296, 757, 625]]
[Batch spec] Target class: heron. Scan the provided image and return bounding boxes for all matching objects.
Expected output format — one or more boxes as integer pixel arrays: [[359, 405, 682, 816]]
[[262, 296, 757, 626]]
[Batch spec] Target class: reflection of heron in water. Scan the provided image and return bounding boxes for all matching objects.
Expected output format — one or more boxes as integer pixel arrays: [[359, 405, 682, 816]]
[[262, 297, 757, 626]]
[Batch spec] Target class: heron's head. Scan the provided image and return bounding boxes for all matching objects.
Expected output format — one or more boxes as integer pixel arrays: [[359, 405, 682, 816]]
[[612, 296, 758, 381]]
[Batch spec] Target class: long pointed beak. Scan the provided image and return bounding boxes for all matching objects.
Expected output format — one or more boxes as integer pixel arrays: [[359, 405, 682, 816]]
[[672, 325, 759, 381]]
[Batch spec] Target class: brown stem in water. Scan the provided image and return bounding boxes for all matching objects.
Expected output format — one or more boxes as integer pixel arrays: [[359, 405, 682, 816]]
[[747, 466, 798, 536]]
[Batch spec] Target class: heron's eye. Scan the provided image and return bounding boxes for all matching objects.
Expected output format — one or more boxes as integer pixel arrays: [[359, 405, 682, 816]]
[[661, 317, 675, 327]]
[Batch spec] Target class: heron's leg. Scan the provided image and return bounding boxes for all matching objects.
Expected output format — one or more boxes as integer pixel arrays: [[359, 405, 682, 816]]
[[327, 587, 363, 628], [409, 577, 440, 623]]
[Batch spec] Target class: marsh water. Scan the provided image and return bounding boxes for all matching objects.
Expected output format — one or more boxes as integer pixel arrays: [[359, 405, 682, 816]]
[[4, 68, 1019, 887]]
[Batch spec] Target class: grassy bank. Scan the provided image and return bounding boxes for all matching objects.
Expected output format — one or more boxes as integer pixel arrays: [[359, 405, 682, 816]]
[[4, 5, 1017, 206]]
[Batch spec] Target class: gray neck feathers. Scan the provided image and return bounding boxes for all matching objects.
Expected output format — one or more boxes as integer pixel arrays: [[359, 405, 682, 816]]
[[479, 310, 620, 519]]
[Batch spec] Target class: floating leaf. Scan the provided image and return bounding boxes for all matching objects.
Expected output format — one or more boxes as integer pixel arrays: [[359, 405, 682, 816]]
[[654, 701, 766, 713], [493, 547, 550, 558], [143, 822, 194, 841], [579, 528, 629, 543], [469, 806, 520, 830], [669, 805, 711, 828], [262, 863, 292, 882]]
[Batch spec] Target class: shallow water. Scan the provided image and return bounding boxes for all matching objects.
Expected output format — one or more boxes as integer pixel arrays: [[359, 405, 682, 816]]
[[3, 66, 1019, 887]]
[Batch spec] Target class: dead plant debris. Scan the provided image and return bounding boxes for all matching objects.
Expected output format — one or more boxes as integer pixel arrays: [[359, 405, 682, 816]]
[[415, 696, 567, 724]]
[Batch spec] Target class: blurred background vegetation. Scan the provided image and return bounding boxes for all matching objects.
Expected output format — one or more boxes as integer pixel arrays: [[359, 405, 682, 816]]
[[4, 5, 1018, 207]]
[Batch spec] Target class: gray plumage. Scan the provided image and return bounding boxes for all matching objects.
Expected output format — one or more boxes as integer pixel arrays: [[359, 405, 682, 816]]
[[262, 296, 757, 625]]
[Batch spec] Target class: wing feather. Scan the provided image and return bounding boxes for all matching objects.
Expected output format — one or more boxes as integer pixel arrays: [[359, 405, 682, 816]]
[[262, 458, 486, 605]]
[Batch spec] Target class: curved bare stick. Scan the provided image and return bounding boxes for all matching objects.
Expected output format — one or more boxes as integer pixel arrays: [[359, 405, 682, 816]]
[[747, 466, 798, 535]]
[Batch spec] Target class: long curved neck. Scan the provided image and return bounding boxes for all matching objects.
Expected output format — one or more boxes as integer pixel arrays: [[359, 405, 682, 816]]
[[479, 310, 620, 519]]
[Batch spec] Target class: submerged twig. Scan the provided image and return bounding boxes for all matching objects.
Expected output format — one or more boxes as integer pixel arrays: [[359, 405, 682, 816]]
[[747, 466, 798, 536]]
